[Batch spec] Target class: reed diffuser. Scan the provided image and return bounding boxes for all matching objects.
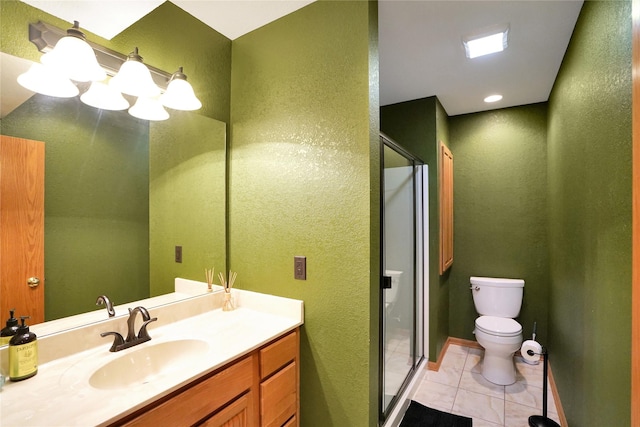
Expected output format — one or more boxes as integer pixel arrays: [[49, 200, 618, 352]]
[[218, 270, 237, 311], [205, 267, 215, 292]]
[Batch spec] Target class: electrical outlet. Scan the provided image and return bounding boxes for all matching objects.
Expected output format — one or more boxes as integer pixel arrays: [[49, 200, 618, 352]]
[[175, 245, 182, 263], [294, 256, 306, 280]]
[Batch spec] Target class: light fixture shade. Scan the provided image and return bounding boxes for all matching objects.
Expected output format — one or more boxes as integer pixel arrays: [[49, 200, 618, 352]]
[[463, 26, 509, 59], [17, 62, 79, 98], [40, 21, 106, 82], [80, 81, 129, 111], [160, 68, 202, 111], [110, 48, 160, 98], [128, 96, 169, 121]]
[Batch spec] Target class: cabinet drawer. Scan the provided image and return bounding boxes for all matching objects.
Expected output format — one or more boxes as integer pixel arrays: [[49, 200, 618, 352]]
[[260, 330, 297, 379], [260, 362, 296, 427], [122, 355, 254, 426]]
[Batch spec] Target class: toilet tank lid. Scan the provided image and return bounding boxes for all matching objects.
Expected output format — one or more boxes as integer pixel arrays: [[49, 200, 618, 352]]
[[470, 276, 524, 288]]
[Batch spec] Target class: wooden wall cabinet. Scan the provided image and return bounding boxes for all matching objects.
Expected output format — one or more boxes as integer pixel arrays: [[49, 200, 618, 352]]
[[439, 141, 454, 274], [116, 328, 299, 427]]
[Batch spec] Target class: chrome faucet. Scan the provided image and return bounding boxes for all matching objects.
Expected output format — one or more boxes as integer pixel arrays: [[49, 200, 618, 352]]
[[100, 306, 158, 352], [96, 295, 115, 317]]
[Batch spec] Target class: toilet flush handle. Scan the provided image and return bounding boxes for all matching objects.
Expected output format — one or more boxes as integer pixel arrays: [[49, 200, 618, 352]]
[[469, 285, 480, 291]]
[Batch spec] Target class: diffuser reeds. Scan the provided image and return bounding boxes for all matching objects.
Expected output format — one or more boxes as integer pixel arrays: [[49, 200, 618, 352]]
[[205, 267, 215, 292], [219, 270, 237, 311]]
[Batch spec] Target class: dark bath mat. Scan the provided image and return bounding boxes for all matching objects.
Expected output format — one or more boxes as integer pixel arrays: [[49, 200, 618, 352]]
[[399, 400, 472, 427]]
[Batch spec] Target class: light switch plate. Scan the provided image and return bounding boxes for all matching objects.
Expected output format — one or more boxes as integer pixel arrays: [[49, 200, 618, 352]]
[[294, 256, 306, 280]]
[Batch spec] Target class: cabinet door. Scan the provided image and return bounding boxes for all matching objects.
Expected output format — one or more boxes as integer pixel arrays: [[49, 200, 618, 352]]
[[200, 392, 252, 427], [439, 141, 454, 274], [260, 362, 297, 427], [121, 355, 255, 426]]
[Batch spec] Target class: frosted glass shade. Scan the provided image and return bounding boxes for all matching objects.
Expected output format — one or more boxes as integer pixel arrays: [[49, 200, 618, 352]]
[[161, 78, 202, 111], [128, 96, 169, 121], [80, 81, 129, 111], [41, 36, 106, 82], [17, 62, 79, 98], [110, 57, 160, 98]]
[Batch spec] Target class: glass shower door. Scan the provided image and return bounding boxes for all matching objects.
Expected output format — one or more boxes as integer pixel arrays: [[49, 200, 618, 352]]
[[381, 139, 417, 417]]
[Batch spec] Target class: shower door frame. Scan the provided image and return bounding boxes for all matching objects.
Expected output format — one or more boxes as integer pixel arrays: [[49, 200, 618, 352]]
[[379, 133, 425, 424]]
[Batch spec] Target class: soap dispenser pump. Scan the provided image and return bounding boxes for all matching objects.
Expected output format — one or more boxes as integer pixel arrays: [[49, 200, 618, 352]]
[[9, 316, 38, 381], [0, 309, 19, 345]]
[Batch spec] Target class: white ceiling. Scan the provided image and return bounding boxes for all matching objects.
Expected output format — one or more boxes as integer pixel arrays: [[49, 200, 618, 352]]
[[17, 0, 583, 116]]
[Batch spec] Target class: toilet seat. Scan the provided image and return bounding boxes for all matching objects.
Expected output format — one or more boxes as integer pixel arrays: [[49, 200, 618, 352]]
[[475, 316, 522, 337]]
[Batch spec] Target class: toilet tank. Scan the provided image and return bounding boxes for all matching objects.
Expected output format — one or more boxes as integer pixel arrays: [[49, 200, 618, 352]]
[[470, 276, 524, 318]]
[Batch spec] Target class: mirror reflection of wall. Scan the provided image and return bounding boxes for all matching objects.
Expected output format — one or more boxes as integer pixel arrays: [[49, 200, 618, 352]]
[[1, 92, 226, 322]]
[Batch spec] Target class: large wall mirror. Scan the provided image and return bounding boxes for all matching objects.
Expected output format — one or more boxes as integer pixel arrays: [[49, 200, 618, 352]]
[[0, 53, 227, 333]]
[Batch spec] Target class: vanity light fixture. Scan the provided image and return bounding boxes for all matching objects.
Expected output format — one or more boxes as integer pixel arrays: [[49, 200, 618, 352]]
[[109, 47, 161, 98], [160, 67, 202, 111], [80, 80, 129, 111], [463, 25, 509, 59], [484, 94, 503, 103], [39, 21, 106, 83], [128, 96, 169, 121], [19, 20, 202, 121], [17, 62, 79, 98]]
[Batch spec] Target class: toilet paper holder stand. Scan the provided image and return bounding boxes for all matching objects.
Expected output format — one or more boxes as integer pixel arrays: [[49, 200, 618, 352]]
[[527, 345, 561, 427]]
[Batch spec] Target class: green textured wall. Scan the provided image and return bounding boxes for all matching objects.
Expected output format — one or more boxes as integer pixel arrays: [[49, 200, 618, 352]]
[[380, 96, 450, 362], [149, 113, 227, 296], [229, 1, 379, 425], [1, 96, 150, 319], [1, 1, 231, 317], [547, 1, 632, 425], [448, 104, 549, 342]]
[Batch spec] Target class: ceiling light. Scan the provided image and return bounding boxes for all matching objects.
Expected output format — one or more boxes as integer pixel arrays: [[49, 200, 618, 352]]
[[463, 26, 509, 59], [109, 48, 161, 98], [17, 62, 79, 98], [484, 94, 503, 103], [160, 67, 202, 111], [40, 21, 106, 82], [80, 81, 129, 111]]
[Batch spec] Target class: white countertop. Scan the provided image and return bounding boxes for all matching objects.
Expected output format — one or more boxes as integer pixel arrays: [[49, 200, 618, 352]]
[[0, 285, 303, 426]]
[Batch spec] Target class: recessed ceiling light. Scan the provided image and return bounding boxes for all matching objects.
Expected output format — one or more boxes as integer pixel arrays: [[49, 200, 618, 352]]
[[463, 25, 509, 59], [484, 94, 503, 103]]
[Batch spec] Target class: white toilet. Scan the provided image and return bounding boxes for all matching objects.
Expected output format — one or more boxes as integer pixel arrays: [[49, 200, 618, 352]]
[[470, 276, 524, 385]]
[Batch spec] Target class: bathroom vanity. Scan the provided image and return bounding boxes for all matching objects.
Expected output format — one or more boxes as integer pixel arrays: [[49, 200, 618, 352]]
[[0, 280, 303, 426]]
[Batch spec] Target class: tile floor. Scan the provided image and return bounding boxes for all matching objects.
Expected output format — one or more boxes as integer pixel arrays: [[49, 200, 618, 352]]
[[410, 344, 561, 426]]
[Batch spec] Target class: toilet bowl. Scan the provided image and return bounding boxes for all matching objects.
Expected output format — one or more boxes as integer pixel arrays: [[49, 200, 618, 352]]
[[470, 276, 525, 386], [474, 315, 523, 385]]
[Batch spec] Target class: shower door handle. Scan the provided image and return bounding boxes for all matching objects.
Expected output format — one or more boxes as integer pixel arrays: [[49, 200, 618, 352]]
[[382, 276, 392, 289]]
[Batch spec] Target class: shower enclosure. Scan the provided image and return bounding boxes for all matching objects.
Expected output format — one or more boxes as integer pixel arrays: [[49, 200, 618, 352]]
[[380, 134, 426, 424]]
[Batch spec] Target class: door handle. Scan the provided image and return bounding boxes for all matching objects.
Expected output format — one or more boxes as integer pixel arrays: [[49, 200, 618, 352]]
[[382, 276, 392, 289], [27, 277, 40, 288]]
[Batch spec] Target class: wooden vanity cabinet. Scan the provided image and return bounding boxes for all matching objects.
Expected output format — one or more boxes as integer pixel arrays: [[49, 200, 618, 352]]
[[114, 328, 299, 427], [259, 329, 299, 427]]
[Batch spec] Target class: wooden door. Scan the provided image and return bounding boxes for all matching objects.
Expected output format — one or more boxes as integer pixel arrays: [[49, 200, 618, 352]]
[[0, 135, 45, 324]]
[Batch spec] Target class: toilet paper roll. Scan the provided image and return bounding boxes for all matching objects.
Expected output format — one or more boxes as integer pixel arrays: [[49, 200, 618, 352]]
[[521, 340, 542, 365]]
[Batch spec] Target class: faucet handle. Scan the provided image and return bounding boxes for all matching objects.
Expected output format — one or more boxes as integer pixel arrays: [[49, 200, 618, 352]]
[[100, 331, 125, 352], [137, 317, 158, 341]]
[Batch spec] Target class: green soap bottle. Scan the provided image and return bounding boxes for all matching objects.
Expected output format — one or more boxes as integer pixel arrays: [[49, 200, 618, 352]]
[[9, 316, 38, 381], [0, 309, 19, 346]]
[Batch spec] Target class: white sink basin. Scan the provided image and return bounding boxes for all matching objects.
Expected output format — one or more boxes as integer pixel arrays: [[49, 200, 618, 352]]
[[89, 339, 210, 390]]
